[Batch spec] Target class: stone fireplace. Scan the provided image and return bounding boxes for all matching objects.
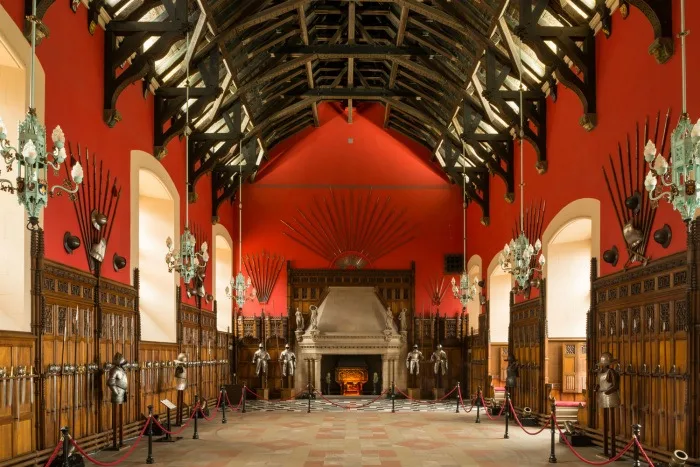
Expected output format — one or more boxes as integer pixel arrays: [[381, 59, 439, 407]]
[[295, 287, 407, 393]]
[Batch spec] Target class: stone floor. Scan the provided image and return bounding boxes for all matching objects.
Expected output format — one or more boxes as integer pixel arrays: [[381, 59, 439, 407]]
[[88, 402, 616, 466]]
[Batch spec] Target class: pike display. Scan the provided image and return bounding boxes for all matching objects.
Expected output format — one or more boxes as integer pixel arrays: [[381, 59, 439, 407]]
[[29, 366, 34, 405], [48, 364, 59, 423], [8, 367, 13, 414], [17, 366, 27, 405]]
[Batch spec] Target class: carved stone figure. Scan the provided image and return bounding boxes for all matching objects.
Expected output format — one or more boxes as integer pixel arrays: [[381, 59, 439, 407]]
[[309, 306, 319, 330], [505, 353, 518, 389], [295, 308, 304, 330], [430, 344, 448, 376], [595, 352, 621, 458], [279, 344, 296, 377], [406, 344, 424, 376], [106, 353, 128, 404], [252, 343, 271, 376], [385, 307, 394, 331], [398, 309, 407, 332], [174, 353, 187, 391]]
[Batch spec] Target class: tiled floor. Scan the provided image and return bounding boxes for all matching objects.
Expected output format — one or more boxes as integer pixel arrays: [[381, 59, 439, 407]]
[[87, 401, 617, 466]]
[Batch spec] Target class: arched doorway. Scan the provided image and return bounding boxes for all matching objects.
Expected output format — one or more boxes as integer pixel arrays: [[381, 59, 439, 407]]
[[212, 224, 233, 332], [488, 254, 512, 388]]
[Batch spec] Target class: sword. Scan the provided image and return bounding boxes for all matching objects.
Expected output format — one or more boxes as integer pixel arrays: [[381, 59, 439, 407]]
[[0, 367, 6, 408], [18, 366, 27, 405], [48, 364, 59, 423], [8, 367, 14, 415], [29, 366, 35, 405]]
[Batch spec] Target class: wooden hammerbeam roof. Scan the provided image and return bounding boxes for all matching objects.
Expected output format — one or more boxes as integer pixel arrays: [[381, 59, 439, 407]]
[[30, 0, 674, 222]]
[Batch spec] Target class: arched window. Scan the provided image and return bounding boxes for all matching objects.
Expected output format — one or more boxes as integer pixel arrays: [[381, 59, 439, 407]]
[[466, 255, 482, 333], [130, 151, 179, 342], [542, 199, 600, 339], [0, 7, 45, 332], [488, 266, 511, 343], [545, 219, 592, 338], [212, 224, 233, 332]]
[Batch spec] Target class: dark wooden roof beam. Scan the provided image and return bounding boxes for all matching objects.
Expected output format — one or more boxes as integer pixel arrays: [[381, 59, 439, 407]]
[[297, 4, 320, 126]]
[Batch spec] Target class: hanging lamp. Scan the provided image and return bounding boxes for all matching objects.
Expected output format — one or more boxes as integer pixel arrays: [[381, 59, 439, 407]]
[[226, 158, 256, 308], [498, 40, 545, 291], [644, 0, 700, 225], [0, 0, 83, 230], [451, 167, 477, 308], [165, 30, 209, 286]]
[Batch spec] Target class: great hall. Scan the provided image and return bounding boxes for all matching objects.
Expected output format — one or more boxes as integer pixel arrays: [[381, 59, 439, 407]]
[[0, 0, 698, 466]]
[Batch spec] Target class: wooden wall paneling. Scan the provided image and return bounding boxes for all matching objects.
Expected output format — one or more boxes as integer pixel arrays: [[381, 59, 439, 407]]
[[99, 276, 138, 427], [40, 261, 97, 446], [587, 250, 691, 461], [0, 333, 35, 461], [139, 341, 179, 420], [508, 280, 547, 414], [180, 302, 201, 404], [469, 308, 489, 398], [687, 219, 700, 460]]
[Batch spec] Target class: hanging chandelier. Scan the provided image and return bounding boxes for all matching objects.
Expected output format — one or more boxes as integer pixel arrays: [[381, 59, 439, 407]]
[[498, 42, 545, 292], [226, 159, 256, 308], [451, 169, 477, 308], [0, 1, 83, 230], [165, 30, 209, 287], [644, 0, 700, 225]]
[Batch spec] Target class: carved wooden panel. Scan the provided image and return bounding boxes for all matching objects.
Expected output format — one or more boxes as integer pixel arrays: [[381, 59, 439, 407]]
[[509, 281, 547, 414], [588, 251, 690, 456]]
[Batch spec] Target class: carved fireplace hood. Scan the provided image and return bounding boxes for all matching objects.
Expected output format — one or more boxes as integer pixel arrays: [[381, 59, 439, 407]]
[[295, 287, 406, 392]]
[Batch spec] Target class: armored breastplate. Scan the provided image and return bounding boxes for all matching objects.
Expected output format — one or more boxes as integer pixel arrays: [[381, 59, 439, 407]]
[[597, 370, 620, 408], [174, 365, 187, 391]]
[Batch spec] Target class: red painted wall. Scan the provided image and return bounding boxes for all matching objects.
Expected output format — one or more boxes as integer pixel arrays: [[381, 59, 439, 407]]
[[239, 103, 464, 316], [3, 2, 235, 312], [4, 1, 697, 322], [468, 4, 700, 299]]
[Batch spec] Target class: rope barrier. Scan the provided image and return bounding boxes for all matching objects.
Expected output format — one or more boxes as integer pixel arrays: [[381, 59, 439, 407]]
[[43, 440, 63, 467], [70, 418, 150, 466], [152, 405, 199, 436], [478, 394, 505, 420], [507, 399, 550, 435], [225, 392, 243, 411], [553, 416, 634, 465], [243, 386, 304, 402], [197, 392, 225, 421], [313, 389, 390, 409], [634, 436, 656, 466], [457, 387, 474, 413], [393, 385, 458, 403]]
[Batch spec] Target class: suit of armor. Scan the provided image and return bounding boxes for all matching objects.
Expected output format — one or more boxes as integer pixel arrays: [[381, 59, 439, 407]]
[[505, 353, 518, 389], [430, 345, 448, 375], [596, 352, 621, 458], [253, 344, 271, 376], [280, 344, 296, 377], [406, 345, 424, 375], [107, 353, 128, 404], [174, 353, 187, 391]]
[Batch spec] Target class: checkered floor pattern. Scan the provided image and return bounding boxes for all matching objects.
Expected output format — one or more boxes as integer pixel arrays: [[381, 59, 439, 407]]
[[241, 397, 474, 412]]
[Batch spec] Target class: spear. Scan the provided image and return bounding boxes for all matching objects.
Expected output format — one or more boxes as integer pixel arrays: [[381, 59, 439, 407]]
[[58, 309, 68, 427]]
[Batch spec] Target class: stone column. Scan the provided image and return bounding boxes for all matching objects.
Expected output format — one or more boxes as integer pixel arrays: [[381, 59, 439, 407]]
[[313, 356, 322, 392], [381, 355, 389, 393]]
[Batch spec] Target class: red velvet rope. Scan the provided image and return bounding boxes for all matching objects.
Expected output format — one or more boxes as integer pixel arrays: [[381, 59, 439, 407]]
[[457, 387, 474, 413], [634, 436, 656, 466], [508, 399, 550, 435], [393, 384, 458, 403], [43, 440, 63, 467], [478, 394, 505, 420], [70, 418, 150, 466], [198, 392, 224, 421], [243, 386, 303, 402], [225, 392, 243, 411], [314, 388, 390, 409], [152, 404, 199, 435], [553, 415, 635, 466]]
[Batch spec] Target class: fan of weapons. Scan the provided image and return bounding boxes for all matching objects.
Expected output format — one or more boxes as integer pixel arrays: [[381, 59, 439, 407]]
[[425, 275, 448, 307], [243, 251, 284, 304], [602, 110, 668, 268], [512, 199, 546, 291], [64, 144, 121, 274], [281, 188, 415, 269]]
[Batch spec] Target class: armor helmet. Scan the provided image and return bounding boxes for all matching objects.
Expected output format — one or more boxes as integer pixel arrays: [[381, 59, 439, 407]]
[[174, 353, 187, 365], [413, 344, 418, 349], [112, 352, 127, 367], [599, 352, 613, 367], [258, 343, 263, 349], [285, 344, 290, 349], [437, 344, 442, 350]]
